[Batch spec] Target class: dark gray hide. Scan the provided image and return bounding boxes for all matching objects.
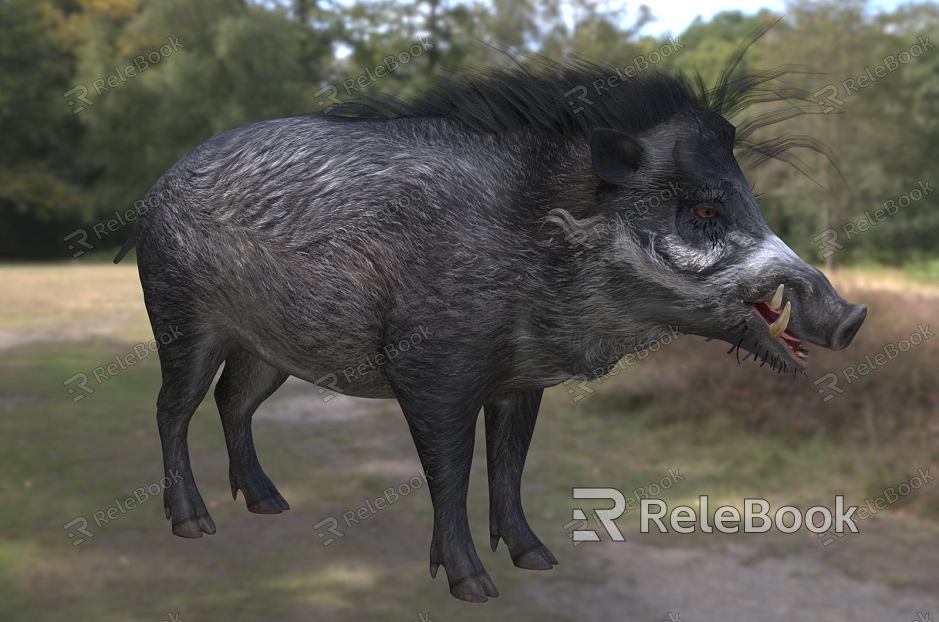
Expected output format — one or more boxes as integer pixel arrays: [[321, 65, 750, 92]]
[[119, 44, 866, 603]]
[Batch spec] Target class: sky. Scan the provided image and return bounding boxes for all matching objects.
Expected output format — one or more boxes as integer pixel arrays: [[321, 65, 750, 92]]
[[636, 0, 912, 36]]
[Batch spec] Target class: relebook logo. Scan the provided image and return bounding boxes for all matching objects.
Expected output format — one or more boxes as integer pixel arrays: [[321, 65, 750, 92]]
[[640, 496, 858, 534]]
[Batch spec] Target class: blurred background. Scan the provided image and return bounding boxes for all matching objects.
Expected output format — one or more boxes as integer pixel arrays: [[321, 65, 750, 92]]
[[2, 0, 939, 620]]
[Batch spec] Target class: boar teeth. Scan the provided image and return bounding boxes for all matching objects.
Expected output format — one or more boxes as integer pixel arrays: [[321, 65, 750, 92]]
[[768, 301, 791, 339], [769, 284, 784, 311]]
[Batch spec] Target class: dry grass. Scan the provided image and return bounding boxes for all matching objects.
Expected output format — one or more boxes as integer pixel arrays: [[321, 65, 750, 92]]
[[0, 264, 151, 349], [1, 263, 938, 621], [587, 266, 939, 445]]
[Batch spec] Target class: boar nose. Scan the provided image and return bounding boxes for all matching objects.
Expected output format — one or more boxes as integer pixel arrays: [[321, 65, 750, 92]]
[[826, 303, 867, 351]]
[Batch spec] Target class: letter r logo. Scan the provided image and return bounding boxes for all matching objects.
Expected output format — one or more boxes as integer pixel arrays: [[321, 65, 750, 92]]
[[64, 373, 95, 402], [813, 372, 844, 402], [813, 84, 844, 114], [313, 516, 344, 546], [572, 487, 627, 541], [313, 373, 342, 402], [567, 509, 599, 542], [63, 517, 95, 546], [813, 229, 844, 259], [63, 85, 94, 114], [563, 85, 593, 114], [63, 229, 94, 258], [314, 84, 343, 113]]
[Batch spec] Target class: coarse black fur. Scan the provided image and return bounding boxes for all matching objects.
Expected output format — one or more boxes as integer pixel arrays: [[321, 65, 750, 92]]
[[337, 18, 840, 185], [116, 19, 866, 603]]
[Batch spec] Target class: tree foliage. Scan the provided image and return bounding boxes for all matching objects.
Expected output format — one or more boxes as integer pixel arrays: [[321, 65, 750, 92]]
[[1, 0, 936, 264]]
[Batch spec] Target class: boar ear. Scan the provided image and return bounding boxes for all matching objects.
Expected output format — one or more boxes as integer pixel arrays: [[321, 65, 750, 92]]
[[591, 128, 645, 185]]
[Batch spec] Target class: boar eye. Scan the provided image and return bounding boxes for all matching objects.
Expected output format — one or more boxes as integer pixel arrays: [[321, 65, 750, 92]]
[[695, 206, 718, 219]]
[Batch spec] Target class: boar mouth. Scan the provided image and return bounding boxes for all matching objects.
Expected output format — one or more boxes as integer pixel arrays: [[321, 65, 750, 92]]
[[714, 282, 865, 372], [711, 284, 810, 372], [749, 299, 810, 368]]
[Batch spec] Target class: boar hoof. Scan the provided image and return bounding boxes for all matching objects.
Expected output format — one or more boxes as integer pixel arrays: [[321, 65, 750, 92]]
[[490, 535, 500, 552], [449, 571, 499, 602], [513, 544, 558, 570], [172, 515, 216, 538], [247, 493, 290, 514], [476, 571, 499, 597]]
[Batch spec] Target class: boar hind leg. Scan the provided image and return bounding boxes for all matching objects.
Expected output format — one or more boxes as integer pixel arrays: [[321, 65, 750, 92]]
[[484, 389, 557, 570], [214, 350, 290, 514], [394, 392, 498, 603], [155, 334, 228, 538]]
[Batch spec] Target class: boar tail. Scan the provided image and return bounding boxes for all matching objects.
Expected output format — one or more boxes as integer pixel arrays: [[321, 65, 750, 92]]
[[113, 232, 136, 264]]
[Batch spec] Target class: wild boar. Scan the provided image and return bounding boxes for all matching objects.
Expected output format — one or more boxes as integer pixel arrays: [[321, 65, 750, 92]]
[[116, 22, 865, 602]]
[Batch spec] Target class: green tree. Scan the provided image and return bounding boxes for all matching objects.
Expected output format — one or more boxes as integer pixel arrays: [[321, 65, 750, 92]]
[[0, 0, 91, 257]]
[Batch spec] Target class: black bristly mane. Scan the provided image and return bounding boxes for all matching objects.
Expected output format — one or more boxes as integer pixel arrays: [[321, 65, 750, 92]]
[[334, 18, 840, 186]]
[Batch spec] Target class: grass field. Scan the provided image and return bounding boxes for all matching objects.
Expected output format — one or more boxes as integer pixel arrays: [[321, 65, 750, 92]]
[[1, 263, 938, 621]]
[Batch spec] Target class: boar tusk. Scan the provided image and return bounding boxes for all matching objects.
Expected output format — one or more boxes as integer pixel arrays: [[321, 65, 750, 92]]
[[768, 301, 791, 339], [769, 284, 784, 311]]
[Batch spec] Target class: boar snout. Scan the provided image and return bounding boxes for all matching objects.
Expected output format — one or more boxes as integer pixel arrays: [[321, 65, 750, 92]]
[[751, 273, 865, 354], [789, 267, 867, 352], [826, 301, 867, 351], [744, 262, 866, 370]]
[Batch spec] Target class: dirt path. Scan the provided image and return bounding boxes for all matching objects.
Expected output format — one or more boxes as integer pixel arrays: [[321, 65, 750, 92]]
[[257, 382, 939, 622], [529, 541, 937, 622], [0, 319, 125, 352]]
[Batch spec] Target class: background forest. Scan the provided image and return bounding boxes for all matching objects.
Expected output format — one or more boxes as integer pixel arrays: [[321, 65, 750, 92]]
[[2, 0, 938, 268]]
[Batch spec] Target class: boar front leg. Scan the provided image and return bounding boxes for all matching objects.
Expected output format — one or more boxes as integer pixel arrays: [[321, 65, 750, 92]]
[[393, 389, 499, 603], [484, 389, 558, 570], [214, 350, 291, 514]]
